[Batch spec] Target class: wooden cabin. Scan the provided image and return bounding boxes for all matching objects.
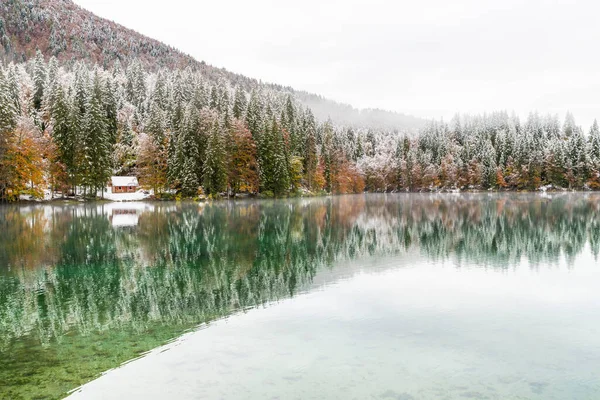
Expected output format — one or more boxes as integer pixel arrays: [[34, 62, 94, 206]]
[[110, 176, 139, 194]]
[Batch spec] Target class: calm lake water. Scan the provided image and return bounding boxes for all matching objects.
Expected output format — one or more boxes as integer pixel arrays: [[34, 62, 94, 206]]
[[1, 193, 600, 399]]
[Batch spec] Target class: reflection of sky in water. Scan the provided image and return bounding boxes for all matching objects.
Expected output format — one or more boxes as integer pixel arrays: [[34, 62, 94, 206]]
[[70, 251, 600, 400]]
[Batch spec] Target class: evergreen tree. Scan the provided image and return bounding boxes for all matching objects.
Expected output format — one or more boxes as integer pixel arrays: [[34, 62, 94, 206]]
[[50, 83, 77, 190], [271, 118, 291, 196], [103, 77, 119, 143], [125, 60, 146, 109], [170, 105, 201, 193], [0, 68, 16, 135], [180, 157, 199, 197], [246, 90, 263, 142], [146, 101, 167, 143], [32, 50, 46, 111], [6, 66, 21, 114], [81, 72, 112, 196], [302, 109, 318, 190], [563, 112, 577, 138], [282, 95, 301, 155], [589, 119, 600, 168], [232, 86, 247, 120], [321, 120, 337, 192], [203, 119, 228, 195], [567, 126, 589, 186]]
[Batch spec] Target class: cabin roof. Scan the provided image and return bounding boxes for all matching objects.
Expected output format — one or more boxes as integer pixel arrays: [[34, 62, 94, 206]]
[[111, 176, 139, 187]]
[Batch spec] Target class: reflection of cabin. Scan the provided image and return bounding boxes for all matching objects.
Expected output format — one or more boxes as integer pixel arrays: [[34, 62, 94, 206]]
[[110, 209, 139, 227], [110, 176, 139, 193]]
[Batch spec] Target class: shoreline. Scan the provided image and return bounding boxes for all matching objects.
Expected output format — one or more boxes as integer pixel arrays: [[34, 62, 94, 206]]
[[4, 188, 597, 205]]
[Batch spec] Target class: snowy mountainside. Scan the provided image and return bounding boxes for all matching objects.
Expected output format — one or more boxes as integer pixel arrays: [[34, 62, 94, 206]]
[[0, 0, 426, 130]]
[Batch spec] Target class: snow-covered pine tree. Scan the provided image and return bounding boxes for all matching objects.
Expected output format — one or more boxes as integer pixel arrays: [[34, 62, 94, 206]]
[[32, 50, 46, 111], [50, 83, 76, 191], [81, 72, 112, 196], [232, 86, 247, 120], [203, 118, 228, 195], [588, 119, 600, 168]]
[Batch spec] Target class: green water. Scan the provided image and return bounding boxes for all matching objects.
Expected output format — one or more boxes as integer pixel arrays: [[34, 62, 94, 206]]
[[1, 194, 600, 399]]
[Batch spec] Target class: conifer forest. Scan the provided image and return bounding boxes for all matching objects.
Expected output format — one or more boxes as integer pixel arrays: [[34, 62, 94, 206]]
[[1, 52, 600, 201]]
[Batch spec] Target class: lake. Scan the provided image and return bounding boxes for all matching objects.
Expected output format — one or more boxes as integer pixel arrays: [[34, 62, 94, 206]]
[[1, 193, 599, 399]]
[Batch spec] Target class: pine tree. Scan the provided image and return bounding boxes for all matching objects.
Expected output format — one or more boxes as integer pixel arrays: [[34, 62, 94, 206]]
[[589, 119, 600, 167], [271, 118, 291, 196], [321, 120, 337, 192], [6, 66, 21, 114], [181, 157, 199, 197], [232, 86, 247, 120], [103, 77, 118, 143], [563, 112, 577, 138], [192, 78, 209, 110], [146, 101, 167, 141], [32, 50, 46, 111], [170, 104, 202, 194], [0, 68, 18, 200], [302, 109, 318, 190], [203, 119, 228, 195], [282, 95, 301, 155], [50, 83, 77, 191], [41, 56, 59, 121], [81, 72, 112, 196], [258, 118, 290, 196], [125, 60, 146, 109], [567, 126, 588, 186], [0, 68, 16, 135], [245, 90, 263, 142]]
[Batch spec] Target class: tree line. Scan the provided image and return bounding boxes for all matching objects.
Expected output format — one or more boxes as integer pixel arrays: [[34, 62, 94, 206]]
[[1, 53, 600, 201]]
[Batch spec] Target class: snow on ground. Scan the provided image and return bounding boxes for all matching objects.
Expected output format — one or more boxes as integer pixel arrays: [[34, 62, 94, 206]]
[[96, 188, 152, 202], [18, 188, 152, 202]]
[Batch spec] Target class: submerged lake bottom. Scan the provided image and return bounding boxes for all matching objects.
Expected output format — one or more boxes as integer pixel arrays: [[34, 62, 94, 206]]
[[1, 193, 599, 399]]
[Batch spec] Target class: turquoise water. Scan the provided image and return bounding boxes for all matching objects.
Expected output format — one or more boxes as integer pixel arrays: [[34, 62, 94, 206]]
[[1, 194, 600, 399]]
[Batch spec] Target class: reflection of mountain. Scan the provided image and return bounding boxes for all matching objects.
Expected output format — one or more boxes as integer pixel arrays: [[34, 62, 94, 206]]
[[0, 194, 599, 398]]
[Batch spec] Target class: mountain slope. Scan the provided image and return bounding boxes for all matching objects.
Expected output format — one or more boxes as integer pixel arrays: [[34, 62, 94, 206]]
[[0, 0, 426, 130]]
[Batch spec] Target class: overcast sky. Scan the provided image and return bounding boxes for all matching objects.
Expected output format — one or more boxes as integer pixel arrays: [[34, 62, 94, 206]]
[[74, 0, 600, 128]]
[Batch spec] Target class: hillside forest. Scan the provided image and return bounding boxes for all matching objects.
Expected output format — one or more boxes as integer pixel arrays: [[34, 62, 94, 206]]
[[1, 53, 600, 201]]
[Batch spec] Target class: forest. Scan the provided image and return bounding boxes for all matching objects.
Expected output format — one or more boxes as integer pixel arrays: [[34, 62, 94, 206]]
[[1, 52, 600, 202]]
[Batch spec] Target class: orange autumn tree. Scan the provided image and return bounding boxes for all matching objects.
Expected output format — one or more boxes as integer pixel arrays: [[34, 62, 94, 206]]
[[336, 159, 365, 194], [0, 118, 45, 201], [228, 119, 259, 194], [137, 133, 168, 195], [313, 158, 326, 192]]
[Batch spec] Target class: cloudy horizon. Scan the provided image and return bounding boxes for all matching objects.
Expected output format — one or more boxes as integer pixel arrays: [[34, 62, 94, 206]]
[[74, 0, 600, 129]]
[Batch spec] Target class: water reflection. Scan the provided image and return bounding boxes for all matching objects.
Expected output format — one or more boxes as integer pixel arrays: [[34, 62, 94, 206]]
[[0, 193, 599, 398]]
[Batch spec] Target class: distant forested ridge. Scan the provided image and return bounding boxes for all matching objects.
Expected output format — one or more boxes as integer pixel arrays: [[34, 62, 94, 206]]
[[1, 53, 600, 201]]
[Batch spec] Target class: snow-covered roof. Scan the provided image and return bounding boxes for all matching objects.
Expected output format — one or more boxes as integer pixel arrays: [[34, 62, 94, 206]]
[[111, 176, 139, 187]]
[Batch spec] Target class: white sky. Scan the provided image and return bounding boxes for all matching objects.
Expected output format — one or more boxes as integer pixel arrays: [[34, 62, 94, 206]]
[[74, 0, 600, 128]]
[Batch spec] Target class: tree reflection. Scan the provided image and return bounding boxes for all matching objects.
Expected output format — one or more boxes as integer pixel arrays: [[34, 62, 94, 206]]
[[2, 194, 600, 347], [0, 194, 599, 397]]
